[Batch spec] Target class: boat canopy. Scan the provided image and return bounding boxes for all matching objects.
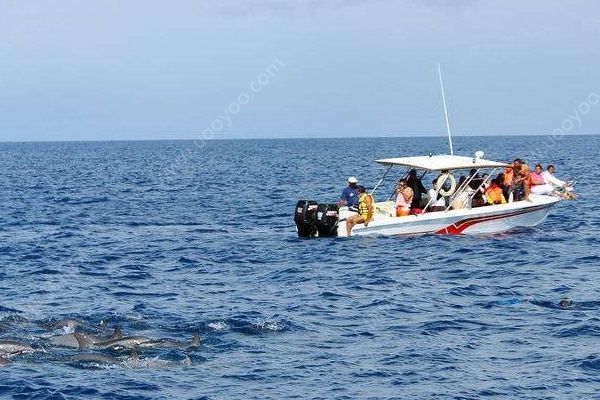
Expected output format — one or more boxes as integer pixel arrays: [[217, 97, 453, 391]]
[[374, 154, 509, 171]]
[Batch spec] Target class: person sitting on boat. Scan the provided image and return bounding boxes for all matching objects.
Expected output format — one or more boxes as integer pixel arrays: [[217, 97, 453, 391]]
[[407, 169, 426, 209], [481, 173, 490, 190], [450, 176, 472, 210], [484, 178, 507, 205], [468, 169, 485, 207], [542, 165, 576, 199], [529, 164, 554, 195], [338, 176, 359, 207], [395, 179, 413, 217], [427, 178, 446, 212], [346, 185, 374, 236], [542, 165, 571, 190]]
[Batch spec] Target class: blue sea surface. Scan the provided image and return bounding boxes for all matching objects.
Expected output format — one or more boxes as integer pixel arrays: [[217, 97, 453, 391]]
[[0, 136, 598, 399]]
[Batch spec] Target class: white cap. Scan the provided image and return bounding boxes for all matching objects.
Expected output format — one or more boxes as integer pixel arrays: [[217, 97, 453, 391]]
[[348, 176, 358, 183]]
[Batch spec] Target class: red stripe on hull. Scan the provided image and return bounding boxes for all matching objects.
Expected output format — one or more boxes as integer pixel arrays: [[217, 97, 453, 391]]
[[435, 205, 547, 235]]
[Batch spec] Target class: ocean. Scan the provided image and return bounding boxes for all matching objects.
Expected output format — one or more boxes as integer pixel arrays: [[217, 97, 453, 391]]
[[0, 136, 598, 399]]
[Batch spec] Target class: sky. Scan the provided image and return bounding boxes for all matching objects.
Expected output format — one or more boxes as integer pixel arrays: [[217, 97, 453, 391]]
[[0, 0, 599, 141]]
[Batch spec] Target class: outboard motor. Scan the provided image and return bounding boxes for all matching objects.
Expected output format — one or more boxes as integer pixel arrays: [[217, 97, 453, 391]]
[[294, 200, 318, 237], [315, 203, 339, 237]]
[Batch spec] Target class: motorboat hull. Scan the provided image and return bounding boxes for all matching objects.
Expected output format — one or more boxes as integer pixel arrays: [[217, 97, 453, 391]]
[[338, 194, 560, 237]]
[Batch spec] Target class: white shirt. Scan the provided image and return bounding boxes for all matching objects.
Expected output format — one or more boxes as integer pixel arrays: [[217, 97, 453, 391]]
[[542, 171, 565, 187], [428, 188, 445, 207]]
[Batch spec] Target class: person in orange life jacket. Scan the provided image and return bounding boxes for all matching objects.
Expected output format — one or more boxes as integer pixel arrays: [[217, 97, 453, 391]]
[[499, 164, 514, 201], [484, 178, 507, 204]]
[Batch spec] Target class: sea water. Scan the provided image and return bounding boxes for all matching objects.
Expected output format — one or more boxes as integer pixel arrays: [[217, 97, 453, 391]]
[[0, 136, 598, 399]]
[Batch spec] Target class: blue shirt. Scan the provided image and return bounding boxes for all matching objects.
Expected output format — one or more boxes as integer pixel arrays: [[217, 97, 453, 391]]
[[341, 186, 359, 206]]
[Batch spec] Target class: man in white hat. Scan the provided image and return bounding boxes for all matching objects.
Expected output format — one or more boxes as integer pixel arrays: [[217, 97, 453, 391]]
[[338, 176, 359, 207]]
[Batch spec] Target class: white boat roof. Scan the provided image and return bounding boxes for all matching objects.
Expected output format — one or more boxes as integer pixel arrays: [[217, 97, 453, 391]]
[[375, 154, 510, 171]]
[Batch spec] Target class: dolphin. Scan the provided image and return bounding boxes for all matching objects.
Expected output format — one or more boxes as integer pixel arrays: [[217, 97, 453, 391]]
[[43, 318, 84, 332], [71, 352, 122, 365], [71, 349, 139, 365], [137, 333, 201, 350], [0, 315, 32, 330], [92, 335, 154, 350], [48, 327, 123, 349], [0, 340, 34, 356]]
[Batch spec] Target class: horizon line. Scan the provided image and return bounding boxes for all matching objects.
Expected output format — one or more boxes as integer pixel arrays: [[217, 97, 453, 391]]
[[0, 132, 598, 144]]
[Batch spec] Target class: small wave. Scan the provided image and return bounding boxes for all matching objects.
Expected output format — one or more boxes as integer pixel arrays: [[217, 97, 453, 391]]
[[574, 255, 600, 263], [0, 306, 23, 314], [223, 315, 297, 335], [112, 291, 178, 298], [254, 318, 285, 332], [207, 321, 230, 332], [319, 291, 348, 299], [579, 355, 600, 372], [555, 323, 600, 338], [32, 268, 61, 276], [479, 298, 524, 308], [55, 196, 110, 205], [419, 319, 466, 334]]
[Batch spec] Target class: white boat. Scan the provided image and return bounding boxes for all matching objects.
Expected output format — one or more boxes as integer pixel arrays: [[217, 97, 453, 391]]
[[335, 153, 561, 237], [293, 65, 565, 238]]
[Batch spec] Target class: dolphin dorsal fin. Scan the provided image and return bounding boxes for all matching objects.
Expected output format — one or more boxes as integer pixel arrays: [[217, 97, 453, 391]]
[[111, 327, 124, 340], [74, 333, 92, 349], [191, 333, 201, 348]]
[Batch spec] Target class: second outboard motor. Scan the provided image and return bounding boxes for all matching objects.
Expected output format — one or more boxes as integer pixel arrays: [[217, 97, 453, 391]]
[[294, 200, 318, 237], [315, 203, 339, 237]]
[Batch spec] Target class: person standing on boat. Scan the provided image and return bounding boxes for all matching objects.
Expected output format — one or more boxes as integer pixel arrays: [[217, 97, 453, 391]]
[[338, 176, 359, 207], [395, 179, 413, 216], [407, 169, 426, 209], [512, 159, 531, 201], [346, 186, 374, 236], [500, 165, 514, 201]]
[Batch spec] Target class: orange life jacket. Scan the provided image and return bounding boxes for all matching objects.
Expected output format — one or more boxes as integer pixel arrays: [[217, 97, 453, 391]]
[[502, 168, 513, 186], [485, 185, 506, 204]]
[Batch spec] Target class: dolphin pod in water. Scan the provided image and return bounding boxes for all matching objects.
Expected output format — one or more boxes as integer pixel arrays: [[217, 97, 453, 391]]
[[0, 313, 202, 368]]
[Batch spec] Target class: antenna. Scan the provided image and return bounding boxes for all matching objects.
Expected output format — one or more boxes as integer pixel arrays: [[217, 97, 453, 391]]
[[437, 63, 454, 155]]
